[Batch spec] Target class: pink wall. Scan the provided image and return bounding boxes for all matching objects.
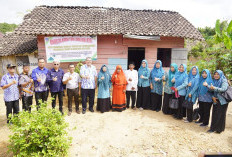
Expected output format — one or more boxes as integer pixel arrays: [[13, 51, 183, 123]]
[[37, 35, 184, 72]]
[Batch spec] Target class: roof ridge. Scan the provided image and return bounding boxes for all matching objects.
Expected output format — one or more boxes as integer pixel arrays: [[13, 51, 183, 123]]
[[36, 5, 178, 13]]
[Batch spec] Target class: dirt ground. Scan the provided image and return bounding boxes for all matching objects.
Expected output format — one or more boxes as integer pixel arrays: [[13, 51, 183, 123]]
[[0, 90, 232, 157]]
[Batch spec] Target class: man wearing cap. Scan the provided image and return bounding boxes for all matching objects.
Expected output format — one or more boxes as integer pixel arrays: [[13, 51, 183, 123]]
[[0, 64, 20, 123], [125, 62, 138, 110], [31, 58, 49, 108], [19, 63, 33, 112], [47, 60, 64, 114], [80, 57, 97, 114]]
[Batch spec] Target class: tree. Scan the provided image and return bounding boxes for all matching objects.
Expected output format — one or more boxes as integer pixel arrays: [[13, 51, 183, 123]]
[[0, 23, 18, 34]]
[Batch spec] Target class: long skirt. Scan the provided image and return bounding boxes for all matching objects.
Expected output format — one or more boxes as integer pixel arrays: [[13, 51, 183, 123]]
[[150, 92, 162, 111], [210, 102, 228, 133], [136, 86, 150, 109], [112, 85, 126, 112], [97, 98, 111, 113], [162, 92, 173, 114]]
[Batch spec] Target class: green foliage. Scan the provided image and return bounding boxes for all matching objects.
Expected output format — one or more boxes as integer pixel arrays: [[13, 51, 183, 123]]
[[8, 99, 72, 157], [198, 26, 215, 40], [74, 61, 84, 74], [0, 23, 18, 34], [188, 19, 232, 80]]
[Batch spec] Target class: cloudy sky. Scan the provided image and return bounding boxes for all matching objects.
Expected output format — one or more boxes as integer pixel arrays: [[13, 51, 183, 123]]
[[0, 0, 231, 28]]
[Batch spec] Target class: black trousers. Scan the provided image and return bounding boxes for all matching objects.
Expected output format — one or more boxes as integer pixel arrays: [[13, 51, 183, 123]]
[[51, 91, 63, 113], [150, 93, 162, 111], [126, 91, 136, 108], [162, 93, 173, 114], [81, 88, 95, 111], [136, 86, 150, 109], [5, 100, 19, 123], [22, 96, 33, 112], [67, 88, 79, 112], [199, 101, 213, 125], [174, 95, 186, 119], [186, 105, 193, 122], [210, 102, 228, 133], [35, 91, 48, 108]]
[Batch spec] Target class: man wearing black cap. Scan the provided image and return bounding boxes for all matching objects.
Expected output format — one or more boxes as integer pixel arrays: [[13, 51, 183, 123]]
[[19, 63, 33, 112], [0, 64, 20, 123]]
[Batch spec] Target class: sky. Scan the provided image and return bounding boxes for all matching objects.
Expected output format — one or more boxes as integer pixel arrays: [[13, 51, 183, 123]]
[[0, 0, 231, 28]]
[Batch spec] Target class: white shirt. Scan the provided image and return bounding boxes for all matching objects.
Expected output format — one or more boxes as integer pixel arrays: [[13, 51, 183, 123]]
[[63, 72, 81, 89], [125, 69, 138, 91]]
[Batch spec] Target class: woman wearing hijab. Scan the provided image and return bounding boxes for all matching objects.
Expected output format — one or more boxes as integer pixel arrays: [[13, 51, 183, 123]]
[[184, 66, 200, 123], [150, 60, 164, 112], [172, 64, 188, 120], [196, 69, 213, 126], [97, 65, 112, 113], [162, 63, 178, 115], [136, 60, 151, 111], [206, 70, 229, 134], [111, 65, 128, 112]]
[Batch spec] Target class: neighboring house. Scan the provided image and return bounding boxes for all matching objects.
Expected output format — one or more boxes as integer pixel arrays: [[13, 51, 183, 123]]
[[0, 33, 38, 77], [14, 5, 203, 73]]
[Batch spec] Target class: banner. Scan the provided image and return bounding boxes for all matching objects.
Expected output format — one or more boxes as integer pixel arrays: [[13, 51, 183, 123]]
[[44, 36, 97, 63]]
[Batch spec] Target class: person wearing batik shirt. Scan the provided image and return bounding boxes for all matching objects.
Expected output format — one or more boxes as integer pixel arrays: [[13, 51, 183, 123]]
[[31, 58, 49, 108], [19, 63, 33, 112], [80, 57, 97, 114], [1, 64, 20, 123]]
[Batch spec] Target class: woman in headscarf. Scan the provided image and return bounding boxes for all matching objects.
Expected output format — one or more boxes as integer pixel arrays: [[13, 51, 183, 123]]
[[172, 64, 188, 120], [150, 60, 164, 112], [196, 69, 213, 126], [206, 70, 229, 134], [184, 66, 200, 123], [162, 63, 178, 115], [111, 65, 128, 112], [136, 60, 151, 110], [97, 65, 112, 113]]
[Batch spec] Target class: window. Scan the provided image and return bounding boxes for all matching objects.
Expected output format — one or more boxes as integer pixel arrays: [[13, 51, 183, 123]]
[[157, 48, 171, 67]]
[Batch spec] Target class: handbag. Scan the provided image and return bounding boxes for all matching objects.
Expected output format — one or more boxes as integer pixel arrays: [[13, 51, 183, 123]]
[[222, 86, 232, 102], [182, 99, 194, 109], [169, 96, 179, 109]]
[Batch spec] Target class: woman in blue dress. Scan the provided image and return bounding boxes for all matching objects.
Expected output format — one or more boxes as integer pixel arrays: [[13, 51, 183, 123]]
[[97, 65, 112, 113], [172, 64, 188, 119], [136, 60, 151, 110], [206, 70, 229, 133], [150, 60, 164, 112], [184, 66, 200, 123], [162, 63, 178, 115]]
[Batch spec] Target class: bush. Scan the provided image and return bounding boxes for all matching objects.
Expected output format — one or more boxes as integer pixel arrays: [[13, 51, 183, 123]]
[[8, 100, 72, 157]]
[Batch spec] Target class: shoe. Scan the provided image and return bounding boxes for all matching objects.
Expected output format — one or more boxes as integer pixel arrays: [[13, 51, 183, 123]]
[[89, 108, 94, 112], [207, 129, 214, 133], [184, 120, 190, 123], [183, 117, 187, 120], [195, 120, 203, 124], [200, 124, 207, 127], [139, 107, 143, 111], [76, 110, 80, 114], [132, 107, 136, 110], [215, 131, 221, 134], [156, 109, 160, 112], [82, 110, 86, 114], [68, 112, 71, 116]]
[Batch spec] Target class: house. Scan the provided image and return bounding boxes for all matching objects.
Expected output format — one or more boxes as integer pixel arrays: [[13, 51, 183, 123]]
[[0, 33, 38, 77], [14, 5, 203, 73]]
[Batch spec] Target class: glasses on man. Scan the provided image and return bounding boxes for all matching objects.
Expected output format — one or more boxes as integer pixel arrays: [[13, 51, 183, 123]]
[[9, 67, 15, 69], [54, 64, 59, 65]]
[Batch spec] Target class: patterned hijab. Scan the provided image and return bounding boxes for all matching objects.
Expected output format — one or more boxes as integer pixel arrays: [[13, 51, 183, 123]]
[[187, 66, 200, 91], [138, 59, 150, 77], [151, 60, 164, 79], [213, 70, 227, 88]]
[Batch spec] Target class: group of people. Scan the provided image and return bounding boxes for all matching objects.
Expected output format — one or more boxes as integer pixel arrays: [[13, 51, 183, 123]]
[[1, 57, 230, 134]]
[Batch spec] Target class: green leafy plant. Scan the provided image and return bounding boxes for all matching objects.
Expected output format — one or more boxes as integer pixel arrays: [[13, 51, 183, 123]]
[[74, 61, 84, 74], [8, 99, 72, 157]]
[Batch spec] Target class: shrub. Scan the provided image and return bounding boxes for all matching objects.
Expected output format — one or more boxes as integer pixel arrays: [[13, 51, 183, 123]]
[[8, 99, 72, 157]]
